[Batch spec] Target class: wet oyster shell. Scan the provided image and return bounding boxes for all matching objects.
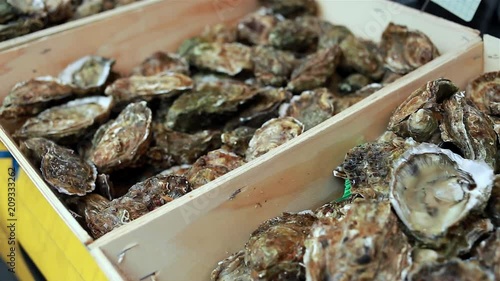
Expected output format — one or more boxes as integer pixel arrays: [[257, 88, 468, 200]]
[[245, 212, 316, 279], [14, 96, 113, 143], [258, 0, 318, 18], [388, 78, 459, 142], [187, 42, 253, 76], [474, 228, 500, 280], [407, 258, 492, 281], [245, 117, 304, 161], [104, 73, 193, 105], [211, 251, 252, 281], [131, 51, 190, 76], [287, 46, 341, 93], [252, 46, 296, 87], [221, 126, 256, 157], [237, 8, 279, 46], [59, 55, 115, 93], [280, 88, 335, 131], [389, 143, 494, 247], [38, 138, 97, 196], [381, 23, 439, 75], [440, 91, 498, 169], [339, 35, 384, 80], [0, 76, 75, 119], [89, 101, 152, 173], [268, 18, 317, 52], [304, 201, 411, 281]]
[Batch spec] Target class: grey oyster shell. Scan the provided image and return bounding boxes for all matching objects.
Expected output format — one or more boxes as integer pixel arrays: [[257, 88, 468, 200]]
[[187, 42, 253, 76]]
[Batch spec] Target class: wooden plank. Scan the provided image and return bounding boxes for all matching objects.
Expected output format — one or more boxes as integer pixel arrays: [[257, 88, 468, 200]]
[[484, 34, 500, 72]]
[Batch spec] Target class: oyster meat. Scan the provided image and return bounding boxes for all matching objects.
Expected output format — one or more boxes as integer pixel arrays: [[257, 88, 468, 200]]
[[245, 117, 304, 161], [14, 96, 113, 143], [59, 55, 115, 93], [89, 101, 152, 173], [132, 51, 190, 76], [389, 143, 494, 247]]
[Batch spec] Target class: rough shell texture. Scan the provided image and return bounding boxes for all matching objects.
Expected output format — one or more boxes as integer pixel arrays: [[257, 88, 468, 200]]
[[258, 0, 318, 18], [211, 251, 252, 281], [104, 73, 193, 104], [14, 96, 113, 142], [304, 201, 411, 281], [465, 71, 500, 116], [200, 23, 237, 44], [58, 55, 115, 92], [338, 73, 371, 94], [132, 51, 190, 76], [486, 175, 500, 226], [474, 228, 500, 280], [332, 83, 383, 114], [252, 46, 297, 87], [89, 101, 152, 173], [389, 143, 494, 246], [268, 18, 317, 52], [188, 42, 253, 76], [339, 35, 384, 80], [407, 259, 493, 281], [0, 17, 45, 41], [317, 23, 353, 50], [237, 9, 279, 46], [221, 127, 256, 157], [280, 88, 335, 130], [245, 117, 304, 161]]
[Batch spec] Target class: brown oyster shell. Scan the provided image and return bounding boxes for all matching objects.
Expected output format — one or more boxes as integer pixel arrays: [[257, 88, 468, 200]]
[[474, 228, 500, 280], [187, 42, 253, 76], [0, 76, 75, 119], [440, 91, 498, 169], [211, 251, 252, 281], [96, 173, 114, 200], [332, 83, 383, 114], [89, 101, 152, 173], [104, 72, 193, 104], [237, 8, 279, 46], [381, 23, 439, 75], [0, 16, 45, 41], [251, 46, 297, 87], [304, 201, 411, 281], [245, 117, 304, 161], [245, 212, 316, 279], [268, 18, 317, 52], [465, 71, 500, 116], [317, 22, 353, 50], [221, 126, 256, 157], [258, 0, 318, 18], [131, 51, 190, 76], [339, 35, 384, 80], [279, 88, 335, 131], [338, 73, 371, 94], [200, 23, 237, 44], [14, 96, 113, 143], [486, 175, 500, 226], [287, 46, 341, 93], [58, 55, 115, 93], [407, 259, 492, 281]]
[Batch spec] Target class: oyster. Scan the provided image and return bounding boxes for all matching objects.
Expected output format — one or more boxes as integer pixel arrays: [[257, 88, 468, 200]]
[[407, 259, 492, 281], [287, 46, 340, 93], [152, 128, 221, 165], [20, 137, 56, 164], [440, 91, 498, 169], [388, 78, 459, 142], [166, 79, 257, 132], [89, 101, 152, 173], [14, 96, 113, 143], [0, 76, 74, 119], [381, 23, 439, 75], [474, 228, 500, 280], [245, 117, 304, 161], [332, 83, 383, 114], [466, 71, 500, 116], [211, 251, 252, 281], [251, 46, 296, 87], [279, 88, 335, 130], [96, 173, 114, 200], [187, 42, 253, 76], [104, 73, 193, 105], [34, 138, 97, 196], [0, 17, 44, 41], [200, 23, 237, 44], [237, 9, 279, 46], [158, 164, 192, 177], [317, 23, 353, 50], [184, 149, 245, 188], [221, 127, 256, 157], [389, 143, 494, 247], [245, 212, 316, 279], [258, 0, 318, 18], [338, 35, 384, 80], [304, 201, 411, 281], [338, 73, 371, 94], [58, 55, 115, 93], [486, 175, 500, 226], [72, 0, 103, 19], [268, 18, 317, 52], [131, 51, 190, 76]]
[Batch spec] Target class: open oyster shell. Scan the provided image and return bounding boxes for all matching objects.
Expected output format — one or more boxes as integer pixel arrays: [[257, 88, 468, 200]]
[[59, 55, 115, 93], [14, 96, 113, 143], [389, 143, 494, 246], [89, 101, 152, 173], [132, 51, 190, 76]]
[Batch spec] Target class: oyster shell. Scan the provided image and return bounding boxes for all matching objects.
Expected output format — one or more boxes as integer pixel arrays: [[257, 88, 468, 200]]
[[304, 201, 411, 281], [338, 35, 384, 80], [279, 88, 335, 131], [166, 79, 257, 132], [245, 212, 316, 279], [211, 251, 252, 281], [36, 138, 97, 196], [317, 23, 353, 50], [0, 76, 75, 119], [14, 96, 113, 142], [258, 0, 318, 18], [72, 0, 103, 19], [486, 175, 500, 226], [96, 173, 114, 200], [268, 18, 317, 52], [474, 228, 500, 280], [407, 258, 492, 281], [131, 51, 190, 76], [19, 137, 56, 164], [466, 71, 500, 116], [440, 91, 498, 169], [388, 78, 459, 142], [89, 101, 152, 173], [389, 143, 494, 247], [221, 126, 256, 157], [0, 16, 44, 41], [381, 23, 439, 75], [200, 23, 237, 44], [237, 8, 279, 46], [104, 73, 193, 105], [187, 42, 253, 76], [252, 46, 296, 87], [332, 83, 383, 114], [158, 164, 192, 177], [58, 55, 115, 93], [184, 149, 245, 188], [245, 117, 304, 161], [338, 73, 371, 94], [287, 46, 341, 94]]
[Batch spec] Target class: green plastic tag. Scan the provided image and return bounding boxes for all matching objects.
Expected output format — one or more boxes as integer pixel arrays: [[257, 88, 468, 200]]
[[336, 179, 352, 203]]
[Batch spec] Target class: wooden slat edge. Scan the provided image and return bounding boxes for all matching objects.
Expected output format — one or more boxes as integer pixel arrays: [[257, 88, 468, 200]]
[[484, 34, 500, 72]]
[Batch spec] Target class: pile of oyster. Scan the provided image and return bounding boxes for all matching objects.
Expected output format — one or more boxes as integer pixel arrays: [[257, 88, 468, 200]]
[[0, 0, 439, 239], [211, 73, 500, 281], [0, 0, 142, 42]]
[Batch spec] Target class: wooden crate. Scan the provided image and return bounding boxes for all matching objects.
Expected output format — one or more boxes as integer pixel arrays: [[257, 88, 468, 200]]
[[0, 0, 487, 280]]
